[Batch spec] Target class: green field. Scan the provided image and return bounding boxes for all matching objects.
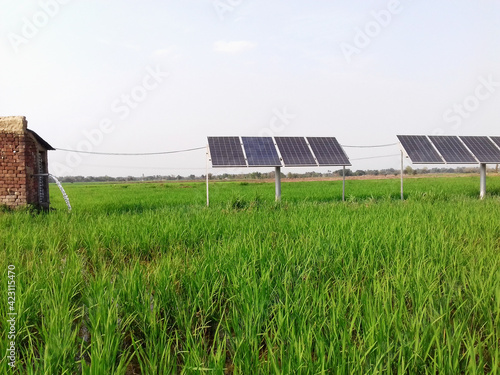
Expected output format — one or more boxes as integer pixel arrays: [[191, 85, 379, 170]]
[[1, 176, 500, 374]]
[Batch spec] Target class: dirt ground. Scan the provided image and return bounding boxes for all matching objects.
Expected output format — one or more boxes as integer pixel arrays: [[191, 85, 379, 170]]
[[231, 173, 489, 184]]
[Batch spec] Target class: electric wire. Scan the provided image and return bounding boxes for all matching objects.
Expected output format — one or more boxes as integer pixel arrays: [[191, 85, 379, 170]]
[[55, 142, 399, 156], [55, 143, 402, 172], [341, 143, 399, 148], [350, 154, 401, 161], [55, 146, 206, 156]]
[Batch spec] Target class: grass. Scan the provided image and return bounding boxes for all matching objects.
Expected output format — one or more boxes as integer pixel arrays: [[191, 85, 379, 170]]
[[0, 175, 499, 374]]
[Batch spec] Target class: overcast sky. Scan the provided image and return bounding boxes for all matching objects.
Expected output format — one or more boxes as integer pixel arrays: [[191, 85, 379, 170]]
[[1, 0, 499, 177]]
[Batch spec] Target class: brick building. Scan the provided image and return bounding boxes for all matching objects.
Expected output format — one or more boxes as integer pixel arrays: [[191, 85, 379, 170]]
[[0, 116, 54, 209]]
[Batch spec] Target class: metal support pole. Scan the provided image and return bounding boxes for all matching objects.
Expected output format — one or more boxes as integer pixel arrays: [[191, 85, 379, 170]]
[[401, 151, 404, 201], [342, 166, 346, 202], [480, 163, 487, 200], [275, 166, 281, 201], [206, 145, 210, 207]]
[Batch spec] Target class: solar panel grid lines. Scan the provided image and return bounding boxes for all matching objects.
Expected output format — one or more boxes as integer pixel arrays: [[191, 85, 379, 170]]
[[238, 136, 249, 166], [459, 136, 500, 163], [428, 136, 477, 164], [208, 136, 352, 168], [307, 137, 351, 166], [271, 136, 285, 166], [207, 136, 247, 167], [274, 137, 317, 166], [490, 136, 500, 150], [397, 135, 444, 164], [241, 137, 282, 167], [305, 138, 319, 166]]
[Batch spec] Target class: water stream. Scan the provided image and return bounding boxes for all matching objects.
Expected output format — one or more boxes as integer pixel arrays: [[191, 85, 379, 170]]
[[49, 174, 72, 212]]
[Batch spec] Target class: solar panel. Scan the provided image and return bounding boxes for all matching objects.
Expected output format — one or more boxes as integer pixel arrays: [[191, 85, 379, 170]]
[[428, 136, 477, 164], [307, 137, 351, 166], [207, 137, 247, 167], [241, 137, 281, 167], [459, 136, 500, 163], [274, 137, 317, 166], [397, 135, 444, 164], [490, 136, 500, 150]]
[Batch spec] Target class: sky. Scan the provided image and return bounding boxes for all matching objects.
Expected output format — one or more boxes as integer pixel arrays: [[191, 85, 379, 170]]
[[1, 0, 500, 177]]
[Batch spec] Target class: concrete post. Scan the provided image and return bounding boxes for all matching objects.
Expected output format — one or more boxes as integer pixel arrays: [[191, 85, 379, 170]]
[[480, 163, 487, 199], [275, 166, 282, 201]]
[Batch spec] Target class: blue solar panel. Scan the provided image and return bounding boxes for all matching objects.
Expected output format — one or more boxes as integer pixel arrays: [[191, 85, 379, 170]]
[[397, 135, 444, 164], [459, 136, 500, 163], [241, 137, 281, 167], [274, 137, 317, 166], [307, 137, 351, 166], [428, 136, 477, 164], [208, 137, 247, 167]]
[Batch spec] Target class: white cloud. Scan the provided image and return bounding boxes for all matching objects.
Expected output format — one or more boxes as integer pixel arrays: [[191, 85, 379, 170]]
[[213, 40, 256, 54]]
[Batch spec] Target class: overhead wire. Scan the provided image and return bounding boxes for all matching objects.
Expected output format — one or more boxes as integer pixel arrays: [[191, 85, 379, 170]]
[[55, 146, 206, 156], [350, 154, 401, 162], [55, 142, 399, 156], [341, 142, 399, 148], [54, 142, 402, 170]]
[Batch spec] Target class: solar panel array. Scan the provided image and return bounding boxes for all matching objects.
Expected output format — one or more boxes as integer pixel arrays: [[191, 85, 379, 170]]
[[208, 136, 351, 168], [398, 135, 500, 164], [428, 136, 476, 164], [397, 135, 444, 164], [241, 137, 281, 167], [491, 136, 500, 150], [274, 137, 317, 166], [207, 137, 247, 167], [459, 136, 500, 164], [308, 137, 351, 166]]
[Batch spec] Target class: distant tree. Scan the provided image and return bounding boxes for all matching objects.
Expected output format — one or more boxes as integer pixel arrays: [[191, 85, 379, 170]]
[[404, 166, 413, 175]]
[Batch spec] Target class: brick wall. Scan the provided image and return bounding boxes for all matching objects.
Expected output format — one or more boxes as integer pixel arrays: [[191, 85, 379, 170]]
[[0, 116, 48, 208], [0, 132, 28, 207], [25, 133, 40, 205]]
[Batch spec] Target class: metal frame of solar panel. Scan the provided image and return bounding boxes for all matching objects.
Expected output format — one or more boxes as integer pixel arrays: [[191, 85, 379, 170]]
[[397, 135, 444, 164], [241, 137, 281, 167], [459, 136, 500, 163], [428, 136, 477, 164], [307, 137, 351, 166], [207, 137, 247, 167], [274, 137, 317, 167]]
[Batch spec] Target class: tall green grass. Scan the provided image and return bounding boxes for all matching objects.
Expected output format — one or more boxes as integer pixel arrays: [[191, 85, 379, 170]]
[[1, 176, 499, 374]]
